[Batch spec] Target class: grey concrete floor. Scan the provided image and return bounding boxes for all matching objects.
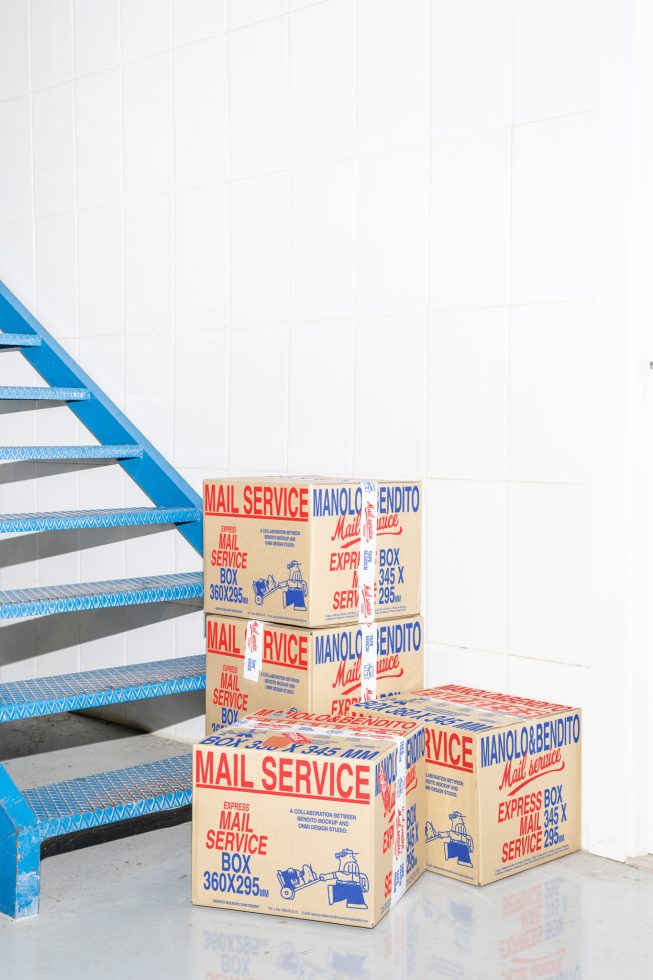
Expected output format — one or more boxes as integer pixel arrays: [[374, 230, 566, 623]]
[[1, 714, 652, 980]]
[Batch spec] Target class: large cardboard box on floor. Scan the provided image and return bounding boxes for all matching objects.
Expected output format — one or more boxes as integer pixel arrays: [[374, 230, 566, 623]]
[[203, 477, 422, 627], [352, 685, 582, 885], [192, 709, 427, 928], [205, 613, 424, 733]]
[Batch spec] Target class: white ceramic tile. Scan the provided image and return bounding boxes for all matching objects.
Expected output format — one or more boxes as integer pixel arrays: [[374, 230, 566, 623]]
[[0, 0, 29, 100], [173, 35, 228, 189], [427, 479, 507, 653], [31, 0, 73, 89], [125, 333, 174, 456], [124, 194, 173, 334], [425, 642, 508, 692], [73, 0, 120, 75], [0, 219, 35, 307], [36, 617, 79, 678], [289, 0, 354, 167], [428, 307, 509, 480], [0, 97, 32, 223], [35, 211, 77, 340], [430, 0, 513, 140], [357, 145, 429, 316], [228, 324, 289, 471], [0, 625, 37, 684], [290, 158, 355, 321], [230, 171, 289, 326], [511, 112, 595, 305], [513, 0, 597, 124], [357, 0, 429, 154], [122, 53, 173, 199], [78, 333, 125, 408], [508, 483, 591, 666], [228, 16, 288, 178], [353, 314, 427, 476], [175, 184, 228, 332], [32, 83, 76, 217], [173, 330, 229, 469], [509, 301, 593, 484], [173, 0, 226, 45], [228, 0, 286, 30], [430, 128, 511, 309], [78, 204, 123, 336], [287, 319, 355, 473], [121, 0, 172, 62], [79, 616, 125, 671], [75, 69, 123, 208], [507, 657, 589, 712]]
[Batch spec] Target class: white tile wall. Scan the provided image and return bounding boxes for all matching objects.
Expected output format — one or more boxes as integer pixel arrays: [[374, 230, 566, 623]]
[[0, 0, 617, 852]]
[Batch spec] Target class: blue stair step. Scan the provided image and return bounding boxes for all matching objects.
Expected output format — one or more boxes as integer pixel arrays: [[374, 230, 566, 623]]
[[0, 755, 192, 917], [0, 655, 205, 722], [0, 385, 89, 401], [0, 333, 41, 348], [0, 444, 142, 462], [0, 506, 201, 534], [0, 571, 203, 619]]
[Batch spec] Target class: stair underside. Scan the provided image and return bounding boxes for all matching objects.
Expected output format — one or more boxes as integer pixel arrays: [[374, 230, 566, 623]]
[[0, 386, 89, 401], [0, 571, 203, 619], [0, 445, 142, 462], [0, 506, 201, 534], [0, 655, 205, 722], [23, 754, 192, 841]]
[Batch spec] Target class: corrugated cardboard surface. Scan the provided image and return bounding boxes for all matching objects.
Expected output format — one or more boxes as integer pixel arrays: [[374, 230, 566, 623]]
[[192, 712, 426, 927], [352, 686, 582, 885], [203, 478, 422, 627], [205, 614, 425, 733]]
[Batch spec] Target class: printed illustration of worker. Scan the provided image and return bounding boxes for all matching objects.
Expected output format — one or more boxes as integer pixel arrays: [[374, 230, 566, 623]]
[[253, 560, 308, 610], [426, 811, 475, 868], [277, 848, 370, 909]]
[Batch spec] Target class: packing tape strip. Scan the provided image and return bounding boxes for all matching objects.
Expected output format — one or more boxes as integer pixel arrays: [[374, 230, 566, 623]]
[[235, 714, 408, 908], [243, 620, 265, 681], [358, 480, 377, 625], [360, 623, 377, 702]]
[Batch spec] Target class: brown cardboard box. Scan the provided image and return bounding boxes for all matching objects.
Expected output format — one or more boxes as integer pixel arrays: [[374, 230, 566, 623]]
[[192, 709, 427, 927], [351, 685, 582, 885], [205, 613, 424, 734], [203, 477, 422, 627]]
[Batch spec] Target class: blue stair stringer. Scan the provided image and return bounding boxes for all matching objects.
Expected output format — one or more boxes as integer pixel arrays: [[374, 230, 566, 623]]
[[0, 280, 205, 918], [0, 756, 192, 918]]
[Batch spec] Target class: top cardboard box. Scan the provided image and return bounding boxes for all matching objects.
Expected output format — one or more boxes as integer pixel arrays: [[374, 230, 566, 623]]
[[203, 477, 422, 627]]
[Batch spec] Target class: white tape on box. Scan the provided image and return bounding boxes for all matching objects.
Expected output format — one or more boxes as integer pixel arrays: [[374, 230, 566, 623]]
[[243, 620, 264, 681], [360, 623, 377, 702], [358, 480, 377, 625]]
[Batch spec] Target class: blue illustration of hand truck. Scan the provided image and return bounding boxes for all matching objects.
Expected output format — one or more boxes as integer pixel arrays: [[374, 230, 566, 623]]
[[253, 560, 308, 610], [426, 811, 475, 868], [277, 848, 370, 909]]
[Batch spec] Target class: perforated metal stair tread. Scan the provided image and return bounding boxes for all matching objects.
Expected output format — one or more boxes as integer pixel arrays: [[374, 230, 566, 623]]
[[0, 506, 202, 534], [23, 754, 192, 840], [0, 655, 205, 722], [0, 571, 203, 619], [0, 445, 143, 462], [0, 386, 90, 401], [0, 333, 41, 347]]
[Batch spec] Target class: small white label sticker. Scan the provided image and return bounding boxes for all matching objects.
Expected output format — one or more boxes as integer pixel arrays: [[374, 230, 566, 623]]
[[243, 620, 264, 681]]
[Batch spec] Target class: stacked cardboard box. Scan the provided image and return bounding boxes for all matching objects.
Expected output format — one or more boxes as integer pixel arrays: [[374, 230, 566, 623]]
[[193, 476, 426, 925]]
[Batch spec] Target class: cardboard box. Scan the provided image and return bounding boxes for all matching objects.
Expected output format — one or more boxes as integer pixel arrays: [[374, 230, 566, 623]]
[[203, 477, 422, 627], [205, 613, 425, 734], [352, 685, 582, 885], [192, 709, 427, 927]]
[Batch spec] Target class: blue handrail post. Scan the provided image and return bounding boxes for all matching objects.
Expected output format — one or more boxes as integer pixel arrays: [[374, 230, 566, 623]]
[[0, 764, 41, 918]]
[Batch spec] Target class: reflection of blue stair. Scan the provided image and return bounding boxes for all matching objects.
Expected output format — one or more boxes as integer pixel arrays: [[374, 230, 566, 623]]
[[0, 280, 204, 918]]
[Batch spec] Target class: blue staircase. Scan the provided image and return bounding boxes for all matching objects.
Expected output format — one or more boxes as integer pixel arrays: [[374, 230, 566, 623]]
[[0, 281, 204, 918]]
